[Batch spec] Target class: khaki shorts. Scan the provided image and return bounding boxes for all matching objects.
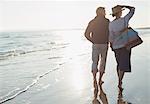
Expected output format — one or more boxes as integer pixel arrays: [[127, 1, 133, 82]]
[[92, 44, 108, 72]]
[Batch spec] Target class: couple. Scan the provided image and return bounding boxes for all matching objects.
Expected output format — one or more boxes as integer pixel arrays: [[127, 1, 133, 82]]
[[84, 5, 135, 99]]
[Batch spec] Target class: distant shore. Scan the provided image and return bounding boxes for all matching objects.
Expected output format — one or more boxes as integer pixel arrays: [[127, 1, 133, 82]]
[[135, 27, 150, 29], [0, 27, 150, 33]]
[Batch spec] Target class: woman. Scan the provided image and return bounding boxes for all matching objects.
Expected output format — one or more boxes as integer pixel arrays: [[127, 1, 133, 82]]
[[109, 5, 135, 92]]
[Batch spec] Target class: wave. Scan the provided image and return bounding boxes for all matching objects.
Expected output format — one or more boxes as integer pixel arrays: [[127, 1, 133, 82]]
[[0, 43, 69, 61], [0, 67, 59, 104], [0, 50, 26, 60], [0, 49, 52, 61], [48, 56, 63, 60]]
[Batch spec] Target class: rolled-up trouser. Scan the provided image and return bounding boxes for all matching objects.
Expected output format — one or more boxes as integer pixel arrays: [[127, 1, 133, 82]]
[[92, 44, 108, 73]]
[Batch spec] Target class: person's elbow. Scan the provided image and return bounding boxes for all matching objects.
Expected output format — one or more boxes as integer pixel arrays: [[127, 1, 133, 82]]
[[85, 31, 91, 37], [132, 6, 135, 9], [131, 7, 135, 15], [84, 32, 88, 39], [131, 6, 135, 11]]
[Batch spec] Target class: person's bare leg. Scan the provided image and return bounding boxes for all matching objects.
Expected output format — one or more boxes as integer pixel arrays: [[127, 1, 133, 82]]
[[98, 70, 104, 86], [98, 48, 108, 86], [117, 67, 119, 79], [118, 70, 125, 92], [92, 70, 98, 99]]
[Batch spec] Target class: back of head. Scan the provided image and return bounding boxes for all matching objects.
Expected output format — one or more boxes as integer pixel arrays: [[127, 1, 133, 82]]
[[96, 7, 105, 16]]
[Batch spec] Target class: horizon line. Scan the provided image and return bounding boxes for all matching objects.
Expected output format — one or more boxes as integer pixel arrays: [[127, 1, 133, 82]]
[[0, 27, 150, 33]]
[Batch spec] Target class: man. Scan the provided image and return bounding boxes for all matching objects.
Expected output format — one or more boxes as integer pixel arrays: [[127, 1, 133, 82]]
[[84, 7, 109, 99]]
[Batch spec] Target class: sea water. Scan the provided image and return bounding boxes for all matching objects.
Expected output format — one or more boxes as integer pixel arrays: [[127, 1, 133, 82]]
[[0, 30, 90, 103]]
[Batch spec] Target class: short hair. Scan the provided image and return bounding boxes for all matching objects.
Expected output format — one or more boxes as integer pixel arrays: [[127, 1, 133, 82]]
[[96, 7, 105, 15]]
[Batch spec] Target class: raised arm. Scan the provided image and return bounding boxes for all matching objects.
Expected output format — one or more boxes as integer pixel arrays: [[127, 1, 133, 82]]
[[120, 5, 135, 22]]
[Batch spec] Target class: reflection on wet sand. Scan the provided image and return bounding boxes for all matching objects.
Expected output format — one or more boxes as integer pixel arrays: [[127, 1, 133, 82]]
[[92, 81, 132, 104], [117, 90, 132, 104], [92, 99, 101, 104], [99, 85, 108, 104], [92, 81, 108, 104]]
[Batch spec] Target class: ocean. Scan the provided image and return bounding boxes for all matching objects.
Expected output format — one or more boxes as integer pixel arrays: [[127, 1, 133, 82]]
[[0, 29, 90, 103], [0, 29, 150, 104]]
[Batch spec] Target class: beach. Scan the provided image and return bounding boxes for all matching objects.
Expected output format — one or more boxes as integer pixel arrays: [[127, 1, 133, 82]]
[[0, 29, 150, 104]]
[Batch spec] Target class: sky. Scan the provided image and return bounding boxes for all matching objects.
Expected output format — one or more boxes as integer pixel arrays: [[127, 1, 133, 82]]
[[0, 0, 150, 32]]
